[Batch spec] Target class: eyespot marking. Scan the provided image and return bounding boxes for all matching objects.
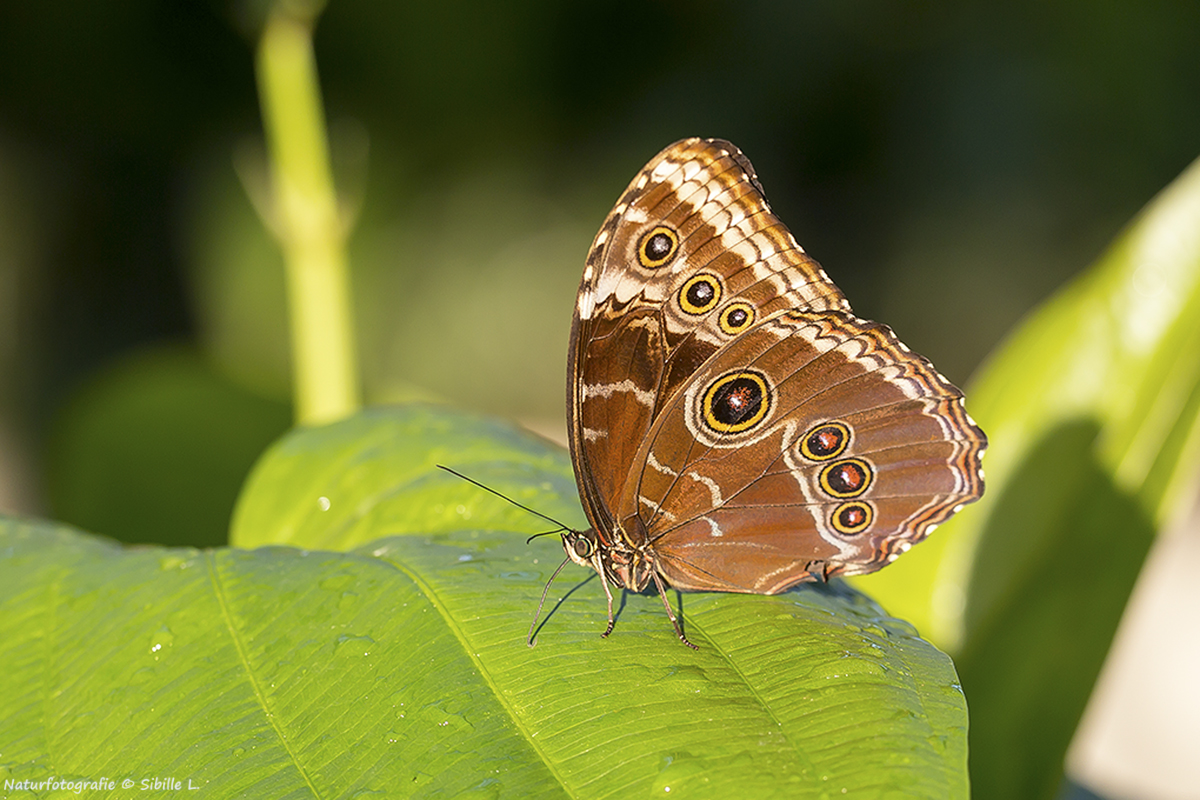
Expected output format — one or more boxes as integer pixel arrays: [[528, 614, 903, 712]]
[[639, 226, 678, 269], [678, 274, 722, 315], [798, 421, 851, 462], [831, 502, 873, 535], [819, 458, 873, 498], [718, 301, 755, 334], [701, 371, 771, 434]]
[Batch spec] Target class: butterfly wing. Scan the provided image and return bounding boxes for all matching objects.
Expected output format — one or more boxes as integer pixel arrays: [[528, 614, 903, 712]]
[[615, 309, 986, 593], [568, 138, 848, 539]]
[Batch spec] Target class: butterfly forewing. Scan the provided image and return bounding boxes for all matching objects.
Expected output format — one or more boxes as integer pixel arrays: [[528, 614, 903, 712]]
[[569, 138, 850, 537]]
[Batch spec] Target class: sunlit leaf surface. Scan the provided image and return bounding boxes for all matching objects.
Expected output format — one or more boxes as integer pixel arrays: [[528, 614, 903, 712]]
[[2, 405, 969, 798]]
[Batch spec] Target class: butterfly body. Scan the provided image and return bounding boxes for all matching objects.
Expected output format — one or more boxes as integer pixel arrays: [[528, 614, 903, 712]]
[[555, 138, 986, 646]]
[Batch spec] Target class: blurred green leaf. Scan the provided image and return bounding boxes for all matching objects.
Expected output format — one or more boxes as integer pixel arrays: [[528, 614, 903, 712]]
[[4, 405, 970, 798], [46, 346, 291, 547], [862, 155, 1200, 799], [955, 155, 1200, 800], [861, 156, 1200, 645], [957, 421, 1154, 800]]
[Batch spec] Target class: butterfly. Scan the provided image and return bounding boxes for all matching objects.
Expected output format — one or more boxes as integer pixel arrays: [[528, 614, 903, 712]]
[[540, 138, 985, 648]]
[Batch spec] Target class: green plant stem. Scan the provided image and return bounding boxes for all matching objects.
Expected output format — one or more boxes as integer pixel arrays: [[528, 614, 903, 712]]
[[256, 8, 360, 425]]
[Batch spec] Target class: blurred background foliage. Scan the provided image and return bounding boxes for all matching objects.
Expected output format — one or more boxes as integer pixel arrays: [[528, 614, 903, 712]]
[[2, 0, 1199, 548]]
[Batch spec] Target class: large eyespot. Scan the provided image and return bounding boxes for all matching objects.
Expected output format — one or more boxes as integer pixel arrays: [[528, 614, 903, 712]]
[[718, 302, 755, 334], [638, 226, 678, 268], [831, 501, 873, 535], [798, 421, 851, 462], [678, 274, 722, 315], [819, 458, 873, 498], [701, 370, 771, 434]]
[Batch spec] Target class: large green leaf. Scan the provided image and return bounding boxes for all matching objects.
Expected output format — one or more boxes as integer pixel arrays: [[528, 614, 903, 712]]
[[3, 405, 969, 798], [957, 158, 1200, 800], [862, 154, 1200, 648], [861, 155, 1200, 800]]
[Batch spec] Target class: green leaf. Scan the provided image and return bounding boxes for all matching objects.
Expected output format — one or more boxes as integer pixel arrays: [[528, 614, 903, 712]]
[[868, 154, 1200, 647], [862, 155, 1200, 800], [229, 404, 586, 550], [955, 421, 1153, 800], [959, 158, 1200, 800], [4, 405, 970, 798], [0, 519, 562, 798]]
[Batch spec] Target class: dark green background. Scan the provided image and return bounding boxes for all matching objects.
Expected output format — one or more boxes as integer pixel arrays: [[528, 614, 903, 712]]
[[1, 1, 1197, 546]]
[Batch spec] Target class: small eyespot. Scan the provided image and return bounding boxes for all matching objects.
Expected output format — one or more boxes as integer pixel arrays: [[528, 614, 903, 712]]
[[678, 274, 722, 315], [798, 421, 851, 462], [818, 458, 873, 498], [639, 226, 678, 268], [831, 502, 873, 535], [718, 301, 756, 334], [701, 371, 771, 434]]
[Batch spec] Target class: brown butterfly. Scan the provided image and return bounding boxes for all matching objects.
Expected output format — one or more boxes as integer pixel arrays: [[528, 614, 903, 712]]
[[542, 138, 985, 648]]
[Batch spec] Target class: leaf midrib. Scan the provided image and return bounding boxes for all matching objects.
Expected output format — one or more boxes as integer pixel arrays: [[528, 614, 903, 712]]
[[206, 551, 324, 799], [375, 547, 579, 800]]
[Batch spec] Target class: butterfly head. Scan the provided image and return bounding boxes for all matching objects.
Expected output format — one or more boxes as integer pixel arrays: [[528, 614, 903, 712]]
[[562, 529, 600, 571], [562, 527, 654, 592]]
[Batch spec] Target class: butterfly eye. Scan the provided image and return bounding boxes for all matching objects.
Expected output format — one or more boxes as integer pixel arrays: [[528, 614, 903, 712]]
[[571, 535, 595, 558], [678, 274, 723, 315], [701, 370, 772, 434], [718, 302, 756, 334], [831, 501, 873, 535], [798, 421, 851, 461], [818, 458, 873, 498], [638, 226, 678, 268]]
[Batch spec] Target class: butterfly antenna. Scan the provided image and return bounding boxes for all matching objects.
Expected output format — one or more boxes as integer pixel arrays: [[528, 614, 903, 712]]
[[436, 465, 578, 532], [525, 528, 568, 544], [527, 555, 572, 647]]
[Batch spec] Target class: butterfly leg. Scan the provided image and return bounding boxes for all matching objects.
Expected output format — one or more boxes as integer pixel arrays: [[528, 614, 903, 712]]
[[598, 570, 617, 638], [651, 572, 698, 650], [527, 555, 572, 647]]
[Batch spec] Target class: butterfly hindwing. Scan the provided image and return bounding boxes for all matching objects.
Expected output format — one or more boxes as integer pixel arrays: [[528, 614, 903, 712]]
[[614, 310, 985, 592]]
